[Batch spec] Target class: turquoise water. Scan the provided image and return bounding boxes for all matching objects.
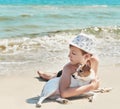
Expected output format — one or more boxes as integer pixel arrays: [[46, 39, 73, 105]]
[[0, 0, 120, 38], [0, 0, 120, 5], [0, 5, 120, 38]]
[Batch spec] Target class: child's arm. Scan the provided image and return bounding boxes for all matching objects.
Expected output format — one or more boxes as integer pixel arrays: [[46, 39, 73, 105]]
[[59, 63, 99, 98]]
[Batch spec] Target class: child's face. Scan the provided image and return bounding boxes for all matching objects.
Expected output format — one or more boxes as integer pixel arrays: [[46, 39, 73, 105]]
[[68, 45, 88, 65]]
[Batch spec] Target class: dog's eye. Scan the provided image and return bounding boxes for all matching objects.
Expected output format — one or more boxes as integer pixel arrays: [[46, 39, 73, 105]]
[[77, 69, 83, 73]]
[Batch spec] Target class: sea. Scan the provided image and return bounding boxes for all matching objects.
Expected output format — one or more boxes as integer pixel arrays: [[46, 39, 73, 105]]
[[0, 0, 120, 75]]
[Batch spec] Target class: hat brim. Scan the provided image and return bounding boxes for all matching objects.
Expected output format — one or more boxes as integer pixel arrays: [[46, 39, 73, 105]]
[[69, 42, 95, 54]]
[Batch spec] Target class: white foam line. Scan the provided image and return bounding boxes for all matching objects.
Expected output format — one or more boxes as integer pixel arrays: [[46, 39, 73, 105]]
[[0, 61, 32, 65]]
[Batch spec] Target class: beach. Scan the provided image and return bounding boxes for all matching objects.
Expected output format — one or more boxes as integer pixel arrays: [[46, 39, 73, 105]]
[[0, 1, 120, 109], [0, 28, 120, 109], [0, 54, 120, 109], [0, 27, 120, 109], [0, 33, 120, 109]]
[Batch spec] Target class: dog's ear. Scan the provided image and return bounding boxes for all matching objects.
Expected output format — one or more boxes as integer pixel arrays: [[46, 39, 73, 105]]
[[82, 65, 91, 72], [80, 65, 91, 77]]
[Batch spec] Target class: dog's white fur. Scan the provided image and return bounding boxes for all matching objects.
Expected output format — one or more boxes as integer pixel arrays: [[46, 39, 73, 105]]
[[36, 69, 95, 107]]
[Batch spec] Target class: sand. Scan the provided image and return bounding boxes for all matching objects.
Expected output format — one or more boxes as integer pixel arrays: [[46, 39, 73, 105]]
[[0, 56, 120, 109]]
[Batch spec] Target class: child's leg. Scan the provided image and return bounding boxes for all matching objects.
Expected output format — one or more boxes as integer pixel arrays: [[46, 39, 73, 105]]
[[37, 71, 57, 81]]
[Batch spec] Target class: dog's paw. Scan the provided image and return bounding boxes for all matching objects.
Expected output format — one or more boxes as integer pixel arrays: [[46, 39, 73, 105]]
[[88, 96, 93, 102], [56, 98, 69, 104], [62, 99, 69, 104], [93, 87, 112, 93], [100, 87, 112, 93], [36, 103, 41, 108]]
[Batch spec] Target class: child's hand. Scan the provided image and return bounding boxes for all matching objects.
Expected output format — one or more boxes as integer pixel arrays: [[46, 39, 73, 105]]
[[91, 77, 100, 90]]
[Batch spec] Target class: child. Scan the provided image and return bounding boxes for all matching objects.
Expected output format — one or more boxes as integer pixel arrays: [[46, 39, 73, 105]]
[[37, 33, 99, 98]]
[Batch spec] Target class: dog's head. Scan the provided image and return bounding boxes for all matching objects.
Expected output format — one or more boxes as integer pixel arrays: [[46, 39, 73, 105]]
[[75, 64, 95, 81], [77, 65, 91, 77]]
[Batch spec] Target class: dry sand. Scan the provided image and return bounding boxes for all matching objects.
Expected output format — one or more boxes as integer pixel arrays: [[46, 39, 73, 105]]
[[0, 57, 120, 109]]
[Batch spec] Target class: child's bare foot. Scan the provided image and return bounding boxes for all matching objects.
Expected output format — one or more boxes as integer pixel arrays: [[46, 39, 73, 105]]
[[37, 71, 56, 81]]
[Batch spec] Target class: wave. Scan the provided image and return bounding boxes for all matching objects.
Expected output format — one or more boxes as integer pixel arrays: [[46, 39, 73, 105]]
[[45, 14, 73, 19], [0, 26, 119, 69], [0, 14, 33, 22], [0, 16, 15, 21], [1, 26, 120, 38], [46, 26, 120, 39], [0, 26, 119, 55], [19, 13, 33, 18]]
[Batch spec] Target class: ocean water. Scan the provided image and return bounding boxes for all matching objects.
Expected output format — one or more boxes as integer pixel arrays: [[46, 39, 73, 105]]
[[0, 5, 119, 38], [0, 0, 120, 75], [0, 0, 120, 5]]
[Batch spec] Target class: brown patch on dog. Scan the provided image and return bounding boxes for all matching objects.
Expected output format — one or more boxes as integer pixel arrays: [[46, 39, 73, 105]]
[[78, 65, 91, 77]]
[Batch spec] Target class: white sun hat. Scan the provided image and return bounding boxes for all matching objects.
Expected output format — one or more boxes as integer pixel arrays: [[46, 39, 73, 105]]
[[69, 33, 96, 54]]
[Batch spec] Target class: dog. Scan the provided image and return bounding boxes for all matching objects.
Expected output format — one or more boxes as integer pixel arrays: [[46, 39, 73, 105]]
[[36, 64, 97, 107]]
